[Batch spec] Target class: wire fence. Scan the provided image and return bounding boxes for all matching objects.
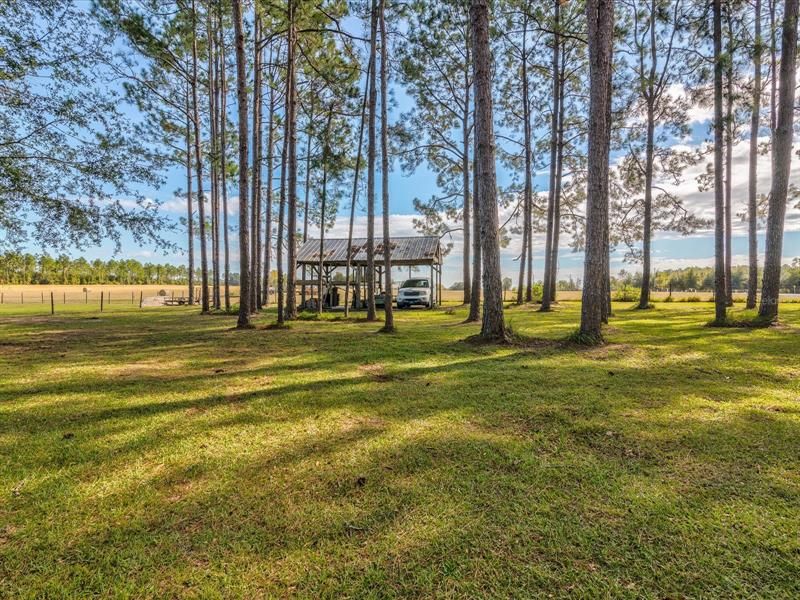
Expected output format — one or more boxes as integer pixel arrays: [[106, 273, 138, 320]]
[[0, 289, 193, 307]]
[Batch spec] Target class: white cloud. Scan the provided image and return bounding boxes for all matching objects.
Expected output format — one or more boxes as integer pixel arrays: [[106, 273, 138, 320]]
[[665, 83, 714, 124]]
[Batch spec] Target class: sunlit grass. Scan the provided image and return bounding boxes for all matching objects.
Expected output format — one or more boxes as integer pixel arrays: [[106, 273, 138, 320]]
[[1, 301, 799, 597]]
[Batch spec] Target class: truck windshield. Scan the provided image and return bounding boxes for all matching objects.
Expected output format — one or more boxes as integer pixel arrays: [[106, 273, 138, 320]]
[[401, 279, 429, 288]]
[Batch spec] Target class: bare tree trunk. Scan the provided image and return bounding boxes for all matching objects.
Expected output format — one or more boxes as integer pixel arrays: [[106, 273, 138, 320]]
[[516, 210, 527, 304], [549, 58, 565, 303], [526, 200, 533, 300], [603, 212, 611, 322], [712, 0, 727, 324], [380, 0, 395, 332], [366, 0, 379, 321], [639, 2, 657, 309], [191, 0, 209, 314], [318, 112, 332, 316], [770, 0, 777, 134], [185, 82, 195, 306], [471, 0, 505, 340], [467, 128, 481, 322], [232, 0, 250, 327], [462, 34, 472, 305], [276, 109, 288, 325], [759, 0, 798, 319], [218, 10, 231, 312], [747, 0, 762, 310], [580, 0, 614, 340], [301, 109, 313, 307], [344, 61, 370, 318], [517, 20, 530, 306], [207, 2, 220, 311], [285, 3, 298, 321], [541, 0, 560, 312], [724, 11, 734, 306], [251, 14, 262, 312], [639, 109, 655, 309], [263, 57, 275, 307]]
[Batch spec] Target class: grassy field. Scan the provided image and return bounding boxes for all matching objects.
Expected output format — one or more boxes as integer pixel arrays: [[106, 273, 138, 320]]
[[1, 301, 799, 597]]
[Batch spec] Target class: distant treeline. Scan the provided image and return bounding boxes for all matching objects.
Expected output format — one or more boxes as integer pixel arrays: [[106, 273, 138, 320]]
[[0, 252, 199, 285], [615, 262, 800, 292]]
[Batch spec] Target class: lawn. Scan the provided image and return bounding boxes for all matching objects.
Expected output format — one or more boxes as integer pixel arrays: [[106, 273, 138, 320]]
[[1, 301, 799, 598]]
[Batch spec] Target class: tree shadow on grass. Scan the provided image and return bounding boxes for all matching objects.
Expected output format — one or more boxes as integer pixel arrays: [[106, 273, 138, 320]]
[[3, 304, 800, 595]]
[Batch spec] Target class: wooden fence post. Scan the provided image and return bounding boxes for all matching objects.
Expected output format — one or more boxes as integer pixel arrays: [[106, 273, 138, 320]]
[[41, 292, 44, 303], [85, 291, 88, 304], [50, 292, 54, 315], [139, 291, 143, 308], [100, 291, 104, 312]]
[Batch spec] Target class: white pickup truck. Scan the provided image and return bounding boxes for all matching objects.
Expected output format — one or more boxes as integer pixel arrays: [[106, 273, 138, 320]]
[[397, 278, 432, 309]]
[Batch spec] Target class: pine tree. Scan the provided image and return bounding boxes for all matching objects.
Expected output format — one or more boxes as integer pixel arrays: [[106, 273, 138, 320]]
[[580, 0, 615, 341]]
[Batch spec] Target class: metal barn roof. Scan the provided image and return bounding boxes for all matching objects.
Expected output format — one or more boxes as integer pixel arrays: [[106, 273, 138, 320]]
[[296, 236, 442, 267]]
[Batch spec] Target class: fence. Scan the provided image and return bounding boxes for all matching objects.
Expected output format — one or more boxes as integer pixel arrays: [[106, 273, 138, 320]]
[[0, 289, 192, 306], [0, 287, 224, 314]]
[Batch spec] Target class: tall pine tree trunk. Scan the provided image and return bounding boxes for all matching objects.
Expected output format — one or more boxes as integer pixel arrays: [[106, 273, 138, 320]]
[[462, 36, 472, 305], [467, 128, 481, 322], [770, 0, 777, 134], [232, 0, 250, 327], [217, 9, 231, 312], [366, 0, 379, 321], [541, 0, 560, 312], [185, 82, 195, 305], [712, 0, 727, 324], [548, 59, 565, 303], [345, 61, 370, 318], [759, 0, 799, 319], [639, 109, 656, 309], [207, 2, 220, 311], [380, 0, 395, 332], [518, 21, 531, 305], [318, 112, 332, 316], [285, 3, 298, 321], [263, 59, 275, 307], [251, 14, 262, 312], [191, 0, 209, 314], [580, 0, 614, 340], [301, 111, 313, 306], [471, 0, 505, 340], [639, 3, 657, 310], [724, 11, 734, 306], [276, 107, 288, 325], [747, 0, 762, 310]]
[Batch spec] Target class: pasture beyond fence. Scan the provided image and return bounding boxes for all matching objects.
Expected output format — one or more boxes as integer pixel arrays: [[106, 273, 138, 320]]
[[0, 288, 192, 307]]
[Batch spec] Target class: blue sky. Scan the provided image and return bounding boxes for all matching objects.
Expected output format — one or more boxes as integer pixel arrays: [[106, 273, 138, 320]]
[[46, 16, 800, 288], [77, 106, 800, 288]]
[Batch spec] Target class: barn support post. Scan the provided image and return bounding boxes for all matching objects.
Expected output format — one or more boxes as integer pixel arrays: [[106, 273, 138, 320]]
[[438, 265, 442, 308], [430, 264, 434, 307]]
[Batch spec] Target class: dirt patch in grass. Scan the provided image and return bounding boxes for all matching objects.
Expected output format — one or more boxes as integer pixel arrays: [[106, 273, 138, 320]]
[[358, 363, 396, 382], [339, 415, 386, 433], [577, 342, 634, 361]]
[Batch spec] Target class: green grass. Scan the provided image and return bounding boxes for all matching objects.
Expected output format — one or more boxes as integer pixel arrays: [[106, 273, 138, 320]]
[[1, 301, 799, 598]]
